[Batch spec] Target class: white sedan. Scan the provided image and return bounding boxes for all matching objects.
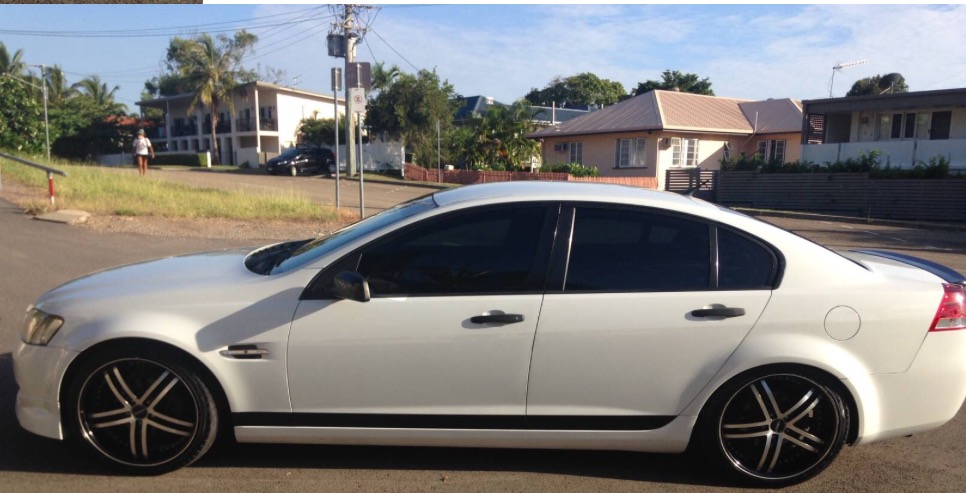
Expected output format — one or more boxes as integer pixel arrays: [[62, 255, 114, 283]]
[[14, 182, 966, 486]]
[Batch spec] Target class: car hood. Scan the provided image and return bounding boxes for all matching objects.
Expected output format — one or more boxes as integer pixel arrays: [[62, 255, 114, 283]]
[[35, 248, 257, 310]]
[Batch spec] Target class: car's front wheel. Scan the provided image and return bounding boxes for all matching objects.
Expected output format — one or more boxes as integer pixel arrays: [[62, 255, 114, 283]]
[[289, 165, 298, 177], [696, 368, 849, 487], [65, 346, 219, 475]]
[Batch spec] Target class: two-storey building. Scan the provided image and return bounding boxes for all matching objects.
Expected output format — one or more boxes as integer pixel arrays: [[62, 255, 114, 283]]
[[137, 81, 345, 167]]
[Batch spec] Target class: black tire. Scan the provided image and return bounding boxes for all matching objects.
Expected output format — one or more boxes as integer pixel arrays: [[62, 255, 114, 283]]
[[289, 165, 298, 177], [65, 346, 219, 475], [694, 367, 849, 487]]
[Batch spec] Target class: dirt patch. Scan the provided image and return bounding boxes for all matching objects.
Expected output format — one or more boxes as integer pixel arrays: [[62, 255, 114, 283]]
[[1, 178, 346, 242]]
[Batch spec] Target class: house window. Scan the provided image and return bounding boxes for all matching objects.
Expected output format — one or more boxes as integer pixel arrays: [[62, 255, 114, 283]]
[[723, 142, 732, 161], [878, 112, 932, 141], [615, 138, 646, 168], [671, 138, 699, 167], [757, 140, 786, 163], [569, 142, 583, 164]]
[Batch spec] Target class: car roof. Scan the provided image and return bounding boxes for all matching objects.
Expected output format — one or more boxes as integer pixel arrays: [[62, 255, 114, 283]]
[[431, 181, 719, 216]]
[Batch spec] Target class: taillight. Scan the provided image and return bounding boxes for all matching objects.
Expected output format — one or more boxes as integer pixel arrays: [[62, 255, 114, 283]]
[[930, 283, 966, 332]]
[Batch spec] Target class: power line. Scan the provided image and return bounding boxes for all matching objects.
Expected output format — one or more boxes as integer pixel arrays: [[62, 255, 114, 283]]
[[0, 12, 337, 39], [367, 27, 419, 72], [0, 6, 328, 38]]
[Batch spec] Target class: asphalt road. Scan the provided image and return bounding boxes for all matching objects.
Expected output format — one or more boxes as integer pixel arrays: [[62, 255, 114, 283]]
[[1, 193, 965, 492]]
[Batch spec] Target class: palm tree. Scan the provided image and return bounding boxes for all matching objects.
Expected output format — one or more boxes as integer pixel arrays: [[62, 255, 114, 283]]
[[0, 42, 27, 76], [371, 62, 400, 94], [44, 65, 76, 105], [74, 74, 127, 114], [171, 31, 257, 165]]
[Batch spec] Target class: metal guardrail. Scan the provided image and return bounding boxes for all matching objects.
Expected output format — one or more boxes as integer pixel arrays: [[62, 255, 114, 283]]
[[0, 151, 68, 206]]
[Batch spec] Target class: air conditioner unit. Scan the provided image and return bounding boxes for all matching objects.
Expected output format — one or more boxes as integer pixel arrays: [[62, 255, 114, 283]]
[[660, 137, 672, 149], [553, 143, 569, 152]]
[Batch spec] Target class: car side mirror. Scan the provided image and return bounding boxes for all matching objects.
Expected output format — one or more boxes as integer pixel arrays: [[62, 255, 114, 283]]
[[329, 271, 371, 302]]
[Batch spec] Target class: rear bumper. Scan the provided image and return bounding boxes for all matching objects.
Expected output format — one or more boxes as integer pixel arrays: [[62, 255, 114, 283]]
[[853, 331, 966, 444]]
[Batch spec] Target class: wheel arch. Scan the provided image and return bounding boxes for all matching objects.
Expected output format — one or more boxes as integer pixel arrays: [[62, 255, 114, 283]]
[[58, 337, 233, 439], [691, 362, 860, 446]]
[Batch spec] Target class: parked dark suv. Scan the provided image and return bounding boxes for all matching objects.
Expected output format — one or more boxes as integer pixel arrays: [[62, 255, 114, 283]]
[[266, 146, 336, 176]]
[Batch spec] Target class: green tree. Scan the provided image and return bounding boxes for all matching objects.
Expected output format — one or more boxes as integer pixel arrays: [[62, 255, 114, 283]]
[[0, 76, 45, 152], [371, 61, 401, 94], [49, 96, 132, 159], [366, 69, 458, 166], [162, 31, 258, 165], [460, 102, 540, 171], [44, 66, 77, 106], [297, 114, 350, 146], [633, 69, 715, 96], [525, 73, 627, 108], [73, 74, 128, 115], [846, 73, 909, 97], [0, 42, 27, 76]]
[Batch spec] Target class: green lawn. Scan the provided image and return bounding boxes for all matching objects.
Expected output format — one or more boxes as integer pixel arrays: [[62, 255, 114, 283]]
[[1, 154, 338, 222]]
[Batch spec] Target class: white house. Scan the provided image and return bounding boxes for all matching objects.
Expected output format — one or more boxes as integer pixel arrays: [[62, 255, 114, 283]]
[[137, 81, 346, 167], [800, 87, 966, 169]]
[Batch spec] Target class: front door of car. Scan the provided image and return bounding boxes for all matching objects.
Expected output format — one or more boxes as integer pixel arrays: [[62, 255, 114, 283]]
[[288, 204, 558, 419], [526, 205, 775, 419]]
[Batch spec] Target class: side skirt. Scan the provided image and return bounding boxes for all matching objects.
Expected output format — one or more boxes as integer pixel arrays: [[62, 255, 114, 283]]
[[232, 415, 697, 454]]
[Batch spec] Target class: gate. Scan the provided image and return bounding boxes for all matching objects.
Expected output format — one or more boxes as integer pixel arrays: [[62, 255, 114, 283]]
[[665, 168, 719, 202]]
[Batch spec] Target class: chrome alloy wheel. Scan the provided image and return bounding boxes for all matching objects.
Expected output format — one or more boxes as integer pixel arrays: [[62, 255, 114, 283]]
[[717, 373, 844, 482], [76, 358, 200, 468]]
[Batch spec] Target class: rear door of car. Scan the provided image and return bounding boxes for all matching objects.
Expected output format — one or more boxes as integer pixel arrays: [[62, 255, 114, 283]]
[[526, 204, 777, 423]]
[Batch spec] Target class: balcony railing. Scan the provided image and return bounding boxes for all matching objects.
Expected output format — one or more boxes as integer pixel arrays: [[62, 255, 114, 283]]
[[234, 118, 277, 132], [171, 124, 198, 137], [802, 139, 966, 169], [236, 118, 255, 132]]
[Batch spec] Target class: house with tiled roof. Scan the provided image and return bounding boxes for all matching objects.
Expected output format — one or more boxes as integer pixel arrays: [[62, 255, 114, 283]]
[[529, 90, 802, 190]]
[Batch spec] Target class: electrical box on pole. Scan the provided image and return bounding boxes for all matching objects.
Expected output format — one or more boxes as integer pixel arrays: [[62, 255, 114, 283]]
[[327, 34, 347, 58]]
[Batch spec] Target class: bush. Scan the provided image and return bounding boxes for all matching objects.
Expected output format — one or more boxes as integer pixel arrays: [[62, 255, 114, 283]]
[[152, 152, 211, 167], [720, 152, 959, 179], [540, 163, 600, 177]]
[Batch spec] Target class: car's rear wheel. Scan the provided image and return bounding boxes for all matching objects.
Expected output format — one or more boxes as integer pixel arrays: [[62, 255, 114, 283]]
[[696, 368, 849, 487], [289, 165, 298, 177], [65, 346, 218, 475]]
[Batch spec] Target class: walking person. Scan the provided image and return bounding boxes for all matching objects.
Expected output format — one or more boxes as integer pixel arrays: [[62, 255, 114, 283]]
[[133, 129, 155, 177]]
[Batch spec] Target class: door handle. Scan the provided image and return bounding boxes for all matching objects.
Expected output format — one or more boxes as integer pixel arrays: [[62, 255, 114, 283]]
[[691, 307, 746, 318], [470, 314, 525, 325]]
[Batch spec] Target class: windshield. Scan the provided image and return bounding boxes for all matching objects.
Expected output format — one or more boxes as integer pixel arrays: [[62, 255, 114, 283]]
[[265, 195, 436, 274]]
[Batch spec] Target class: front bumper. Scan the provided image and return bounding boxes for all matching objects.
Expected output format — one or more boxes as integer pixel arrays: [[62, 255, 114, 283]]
[[13, 342, 79, 440]]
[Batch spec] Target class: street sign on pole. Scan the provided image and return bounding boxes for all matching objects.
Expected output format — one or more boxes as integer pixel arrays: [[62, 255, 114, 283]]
[[346, 62, 372, 90], [349, 88, 366, 114]]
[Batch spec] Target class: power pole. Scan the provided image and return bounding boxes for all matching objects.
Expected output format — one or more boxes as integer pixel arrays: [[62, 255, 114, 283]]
[[343, 5, 357, 177]]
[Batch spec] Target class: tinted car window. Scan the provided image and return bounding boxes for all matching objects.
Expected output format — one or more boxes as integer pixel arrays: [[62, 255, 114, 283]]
[[566, 207, 710, 292], [357, 206, 550, 296], [717, 228, 776, 289]]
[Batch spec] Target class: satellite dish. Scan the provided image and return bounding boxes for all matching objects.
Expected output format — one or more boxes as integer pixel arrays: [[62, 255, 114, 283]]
[[879, 73, 902, 90]]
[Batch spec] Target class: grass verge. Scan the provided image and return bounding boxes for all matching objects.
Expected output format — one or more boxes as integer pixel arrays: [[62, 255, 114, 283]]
[[1, 153, 341, 222]]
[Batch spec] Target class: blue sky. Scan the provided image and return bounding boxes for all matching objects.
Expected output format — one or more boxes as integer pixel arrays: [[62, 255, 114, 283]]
[[1, 4, 964, 113]]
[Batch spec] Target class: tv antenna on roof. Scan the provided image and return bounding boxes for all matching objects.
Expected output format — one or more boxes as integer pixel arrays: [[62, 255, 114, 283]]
[[828, 59, 868, 97]]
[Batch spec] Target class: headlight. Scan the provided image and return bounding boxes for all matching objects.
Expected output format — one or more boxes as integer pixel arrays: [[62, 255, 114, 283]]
[[21, 306, 64, 346]]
